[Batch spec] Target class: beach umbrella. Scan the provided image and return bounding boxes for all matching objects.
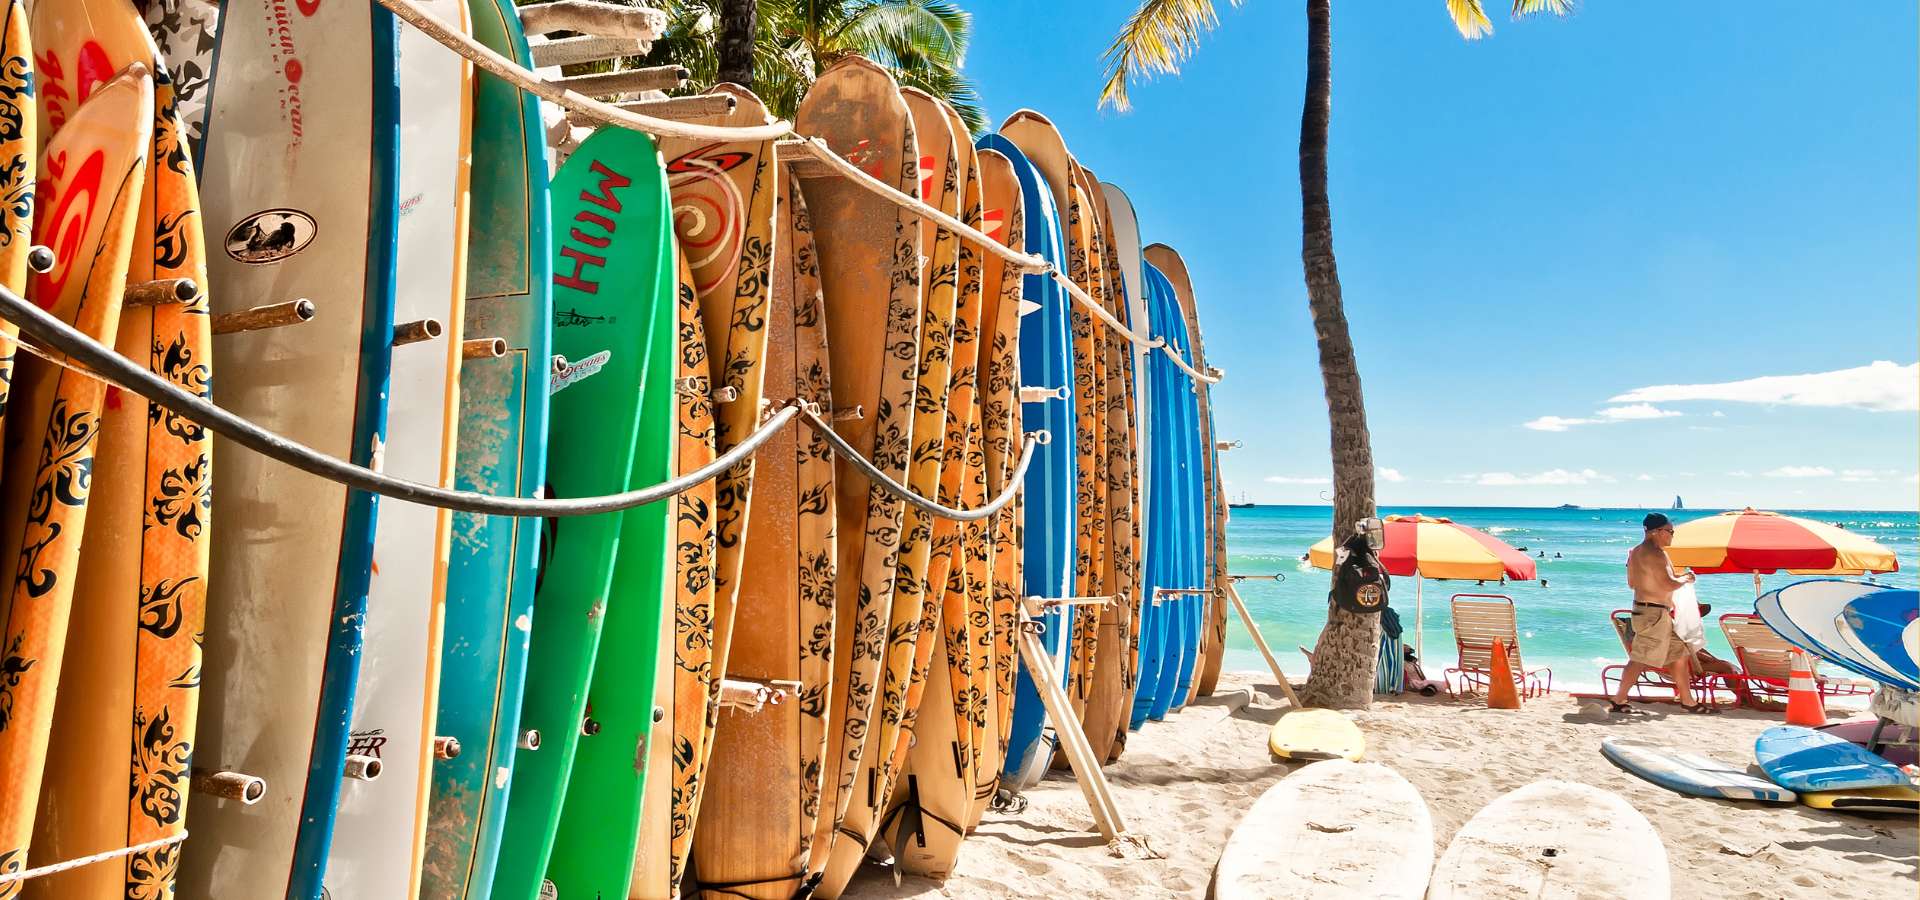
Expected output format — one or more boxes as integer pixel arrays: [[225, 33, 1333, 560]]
[[1308, 514, 1537, 657], [1666, 507, 1899, 595]]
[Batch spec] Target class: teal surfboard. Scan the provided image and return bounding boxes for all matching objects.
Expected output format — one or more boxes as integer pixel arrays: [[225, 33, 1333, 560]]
[[423, 0, 552, 896], [489, 125, 676, 900]]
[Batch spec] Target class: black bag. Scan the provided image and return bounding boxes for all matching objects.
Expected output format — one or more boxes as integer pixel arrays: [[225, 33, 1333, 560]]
[[1330, 534, 1391, 615]]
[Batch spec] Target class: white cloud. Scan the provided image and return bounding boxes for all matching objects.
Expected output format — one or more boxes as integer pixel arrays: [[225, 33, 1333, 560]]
[[1523, 415, 1598, 432], [1610, 361, 1919, 413], [1377, 467, 1406, 483], [1765, 466, 1835, 478], [1264, 475, 1330, 485], [1635, 474, 1655, 482], [1595, 403, 1683, 421], [1474, 468, 1611, 486]]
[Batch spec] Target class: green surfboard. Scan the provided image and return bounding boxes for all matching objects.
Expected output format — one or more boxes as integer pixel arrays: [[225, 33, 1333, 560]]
[[490, 126, 676, 900]]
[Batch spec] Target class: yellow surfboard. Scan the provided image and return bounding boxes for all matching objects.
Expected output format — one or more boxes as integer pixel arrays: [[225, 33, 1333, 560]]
[[0, 65, 150, 891]]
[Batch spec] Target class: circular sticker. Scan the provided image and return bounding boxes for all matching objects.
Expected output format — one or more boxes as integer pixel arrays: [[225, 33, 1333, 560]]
[[225, 209, 316, 264]]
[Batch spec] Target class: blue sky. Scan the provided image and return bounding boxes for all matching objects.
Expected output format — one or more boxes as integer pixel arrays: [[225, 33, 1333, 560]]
[[955, 1, 1917, 510]]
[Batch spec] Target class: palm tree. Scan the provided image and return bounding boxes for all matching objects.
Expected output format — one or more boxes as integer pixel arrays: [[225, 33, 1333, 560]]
[[646, 0, 985, 133], [1099, 0, 1567, 709]]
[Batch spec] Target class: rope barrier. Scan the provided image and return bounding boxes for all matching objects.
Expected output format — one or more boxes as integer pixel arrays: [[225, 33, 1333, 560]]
[[0, 832, 187, 886], [376, 0, 1215, 383], [0, 284, 1038, 522]]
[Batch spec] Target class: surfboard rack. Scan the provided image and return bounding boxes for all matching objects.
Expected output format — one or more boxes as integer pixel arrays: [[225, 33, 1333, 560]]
[[343, 755, 383, 781], [392, 318, 444, 346], [1012, 607, 1158, 859], [715, 677, 805, 713], [192, 768, 266, 804], [122, 277, 199, 307], [211, 299, 315, 335], [433, 737, 463, 760], [462, 337, 508, 359]]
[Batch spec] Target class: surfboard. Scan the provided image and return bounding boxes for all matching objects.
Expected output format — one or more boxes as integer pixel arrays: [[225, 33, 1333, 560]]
[[1003, 112, 1104, 743], [1211, 759, 1432, 900], [687, 158, 837, 900], [1755, 725, 1911, 792], [973, 133, 1075, 794], [1758, 579, 1907, 689], [142, 0, 217, 152], [616, 238, 715, 900], [1068, 163, 1134, 768], [25, 6, 203, 898], [324, 2, 470, 896], [1840, 588, 1920, 686], [964, 146, 1025, 830], [814, 83, 953, 897], [1599, 738, 1795, 803], [651, 84, 777, 897], [0, 64, 148, 893], [1427, 781, 1669, 900], [492, 123, 674, 900], [184, 1, 399, 892], [1142, 245, 1210, 710], [794, 57, 925, 893], [886, 93, 986, 880], [1267, 708, 1364, 762], [422, 0, 553, 895], [1799, 784, 1920, 814], [0, 0, 29, 469]]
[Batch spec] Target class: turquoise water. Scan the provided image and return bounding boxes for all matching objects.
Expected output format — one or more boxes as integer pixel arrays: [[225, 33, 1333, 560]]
[[1222, 506, 1918, 692]]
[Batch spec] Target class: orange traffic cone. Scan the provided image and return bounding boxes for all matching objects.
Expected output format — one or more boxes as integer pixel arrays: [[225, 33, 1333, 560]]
[[1487, 641, 1521, 710], [1784, 649, 1826, 727]]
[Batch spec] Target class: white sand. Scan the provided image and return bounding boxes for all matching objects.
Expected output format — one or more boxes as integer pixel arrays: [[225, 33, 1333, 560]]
[[843, 672, 1918, 898]]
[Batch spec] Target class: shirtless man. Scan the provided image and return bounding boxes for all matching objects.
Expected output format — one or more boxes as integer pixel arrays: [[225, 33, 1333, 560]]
[[1609, 513, 1709, 713]]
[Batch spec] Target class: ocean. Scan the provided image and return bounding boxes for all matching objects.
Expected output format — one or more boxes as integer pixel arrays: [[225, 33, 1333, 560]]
[[1220, 505, 1917, 693]]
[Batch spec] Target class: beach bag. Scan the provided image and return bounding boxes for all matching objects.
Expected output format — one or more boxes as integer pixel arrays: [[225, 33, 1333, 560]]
[[1331, 536, 1391, 615], [1671, 581, 1705, 651]]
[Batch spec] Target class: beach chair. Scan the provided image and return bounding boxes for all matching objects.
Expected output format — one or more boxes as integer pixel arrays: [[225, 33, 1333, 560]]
[[1720, 613, 1875, 703], [1598, 609, 1741, 708], [1443, 594, 1552, 700]]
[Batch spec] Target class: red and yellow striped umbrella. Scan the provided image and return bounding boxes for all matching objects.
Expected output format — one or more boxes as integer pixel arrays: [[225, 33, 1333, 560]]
[[1667, 508, 1899, 575], [1308, 514, 1538, 581]]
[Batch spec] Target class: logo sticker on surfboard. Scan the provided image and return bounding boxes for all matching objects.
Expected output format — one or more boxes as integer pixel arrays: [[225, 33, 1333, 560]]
[[225, 208, 317, 263]]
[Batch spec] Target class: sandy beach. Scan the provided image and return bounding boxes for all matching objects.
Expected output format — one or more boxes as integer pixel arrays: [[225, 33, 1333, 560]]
[[843, 672, 1917, 899]]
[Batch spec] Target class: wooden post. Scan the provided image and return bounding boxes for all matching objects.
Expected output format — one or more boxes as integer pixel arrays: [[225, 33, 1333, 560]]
[[1223, 582, 1302, 709]]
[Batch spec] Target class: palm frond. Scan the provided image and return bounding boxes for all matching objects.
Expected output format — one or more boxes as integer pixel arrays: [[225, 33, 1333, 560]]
[[837, 0, 971, 67], [1097, 0, 1237, 112], [1446, 0, 1493, 39]]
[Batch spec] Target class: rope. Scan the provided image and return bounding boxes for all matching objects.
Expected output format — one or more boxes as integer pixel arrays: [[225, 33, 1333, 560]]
[[0, 284, 1036, 522], [0, 832, 187, 885], [796, 404, 1041, 522], [374, 0, 1221, 384]]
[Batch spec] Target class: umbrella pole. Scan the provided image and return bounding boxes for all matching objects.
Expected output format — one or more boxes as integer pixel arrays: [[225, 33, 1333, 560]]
[[1415, 574, 1424, 660]]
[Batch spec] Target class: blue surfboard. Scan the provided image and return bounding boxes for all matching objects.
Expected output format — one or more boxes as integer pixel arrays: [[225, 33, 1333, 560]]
[[1760, 579, 1913, 690], [1756, 726, 1911, 792], [1841, 588, 1920, 687], [978, 134, 1078, 788], [1601, 738, 1795, 802]]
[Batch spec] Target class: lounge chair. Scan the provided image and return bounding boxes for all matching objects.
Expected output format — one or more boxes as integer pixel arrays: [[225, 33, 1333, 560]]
[[1720, 613, 1875, 703], [1598, 609, 1742, 708], [1443, 594, 1552, 700]]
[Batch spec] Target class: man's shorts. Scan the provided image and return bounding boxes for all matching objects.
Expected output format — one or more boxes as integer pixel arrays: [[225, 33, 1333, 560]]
[[1629, 604, 1690, 668]]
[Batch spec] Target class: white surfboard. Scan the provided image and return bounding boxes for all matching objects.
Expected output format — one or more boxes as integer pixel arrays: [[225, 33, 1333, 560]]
[[182, 3, 400, 897], [1427, 781, 1669, 900], [1212, 759, 1432, 899], [323, 3, 471, 898]]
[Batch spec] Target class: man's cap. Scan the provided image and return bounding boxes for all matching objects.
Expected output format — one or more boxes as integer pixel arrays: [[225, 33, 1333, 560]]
[[1643, 512, 1672, 530]]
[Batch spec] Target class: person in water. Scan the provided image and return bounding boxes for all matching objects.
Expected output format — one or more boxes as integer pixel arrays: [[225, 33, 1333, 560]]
[[1609, 513, 1712, 714]]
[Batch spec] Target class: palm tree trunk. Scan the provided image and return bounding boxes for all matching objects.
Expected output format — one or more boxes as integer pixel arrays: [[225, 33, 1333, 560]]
[[717, 0, 757, 87], [1297, 0, 1379, 710]]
